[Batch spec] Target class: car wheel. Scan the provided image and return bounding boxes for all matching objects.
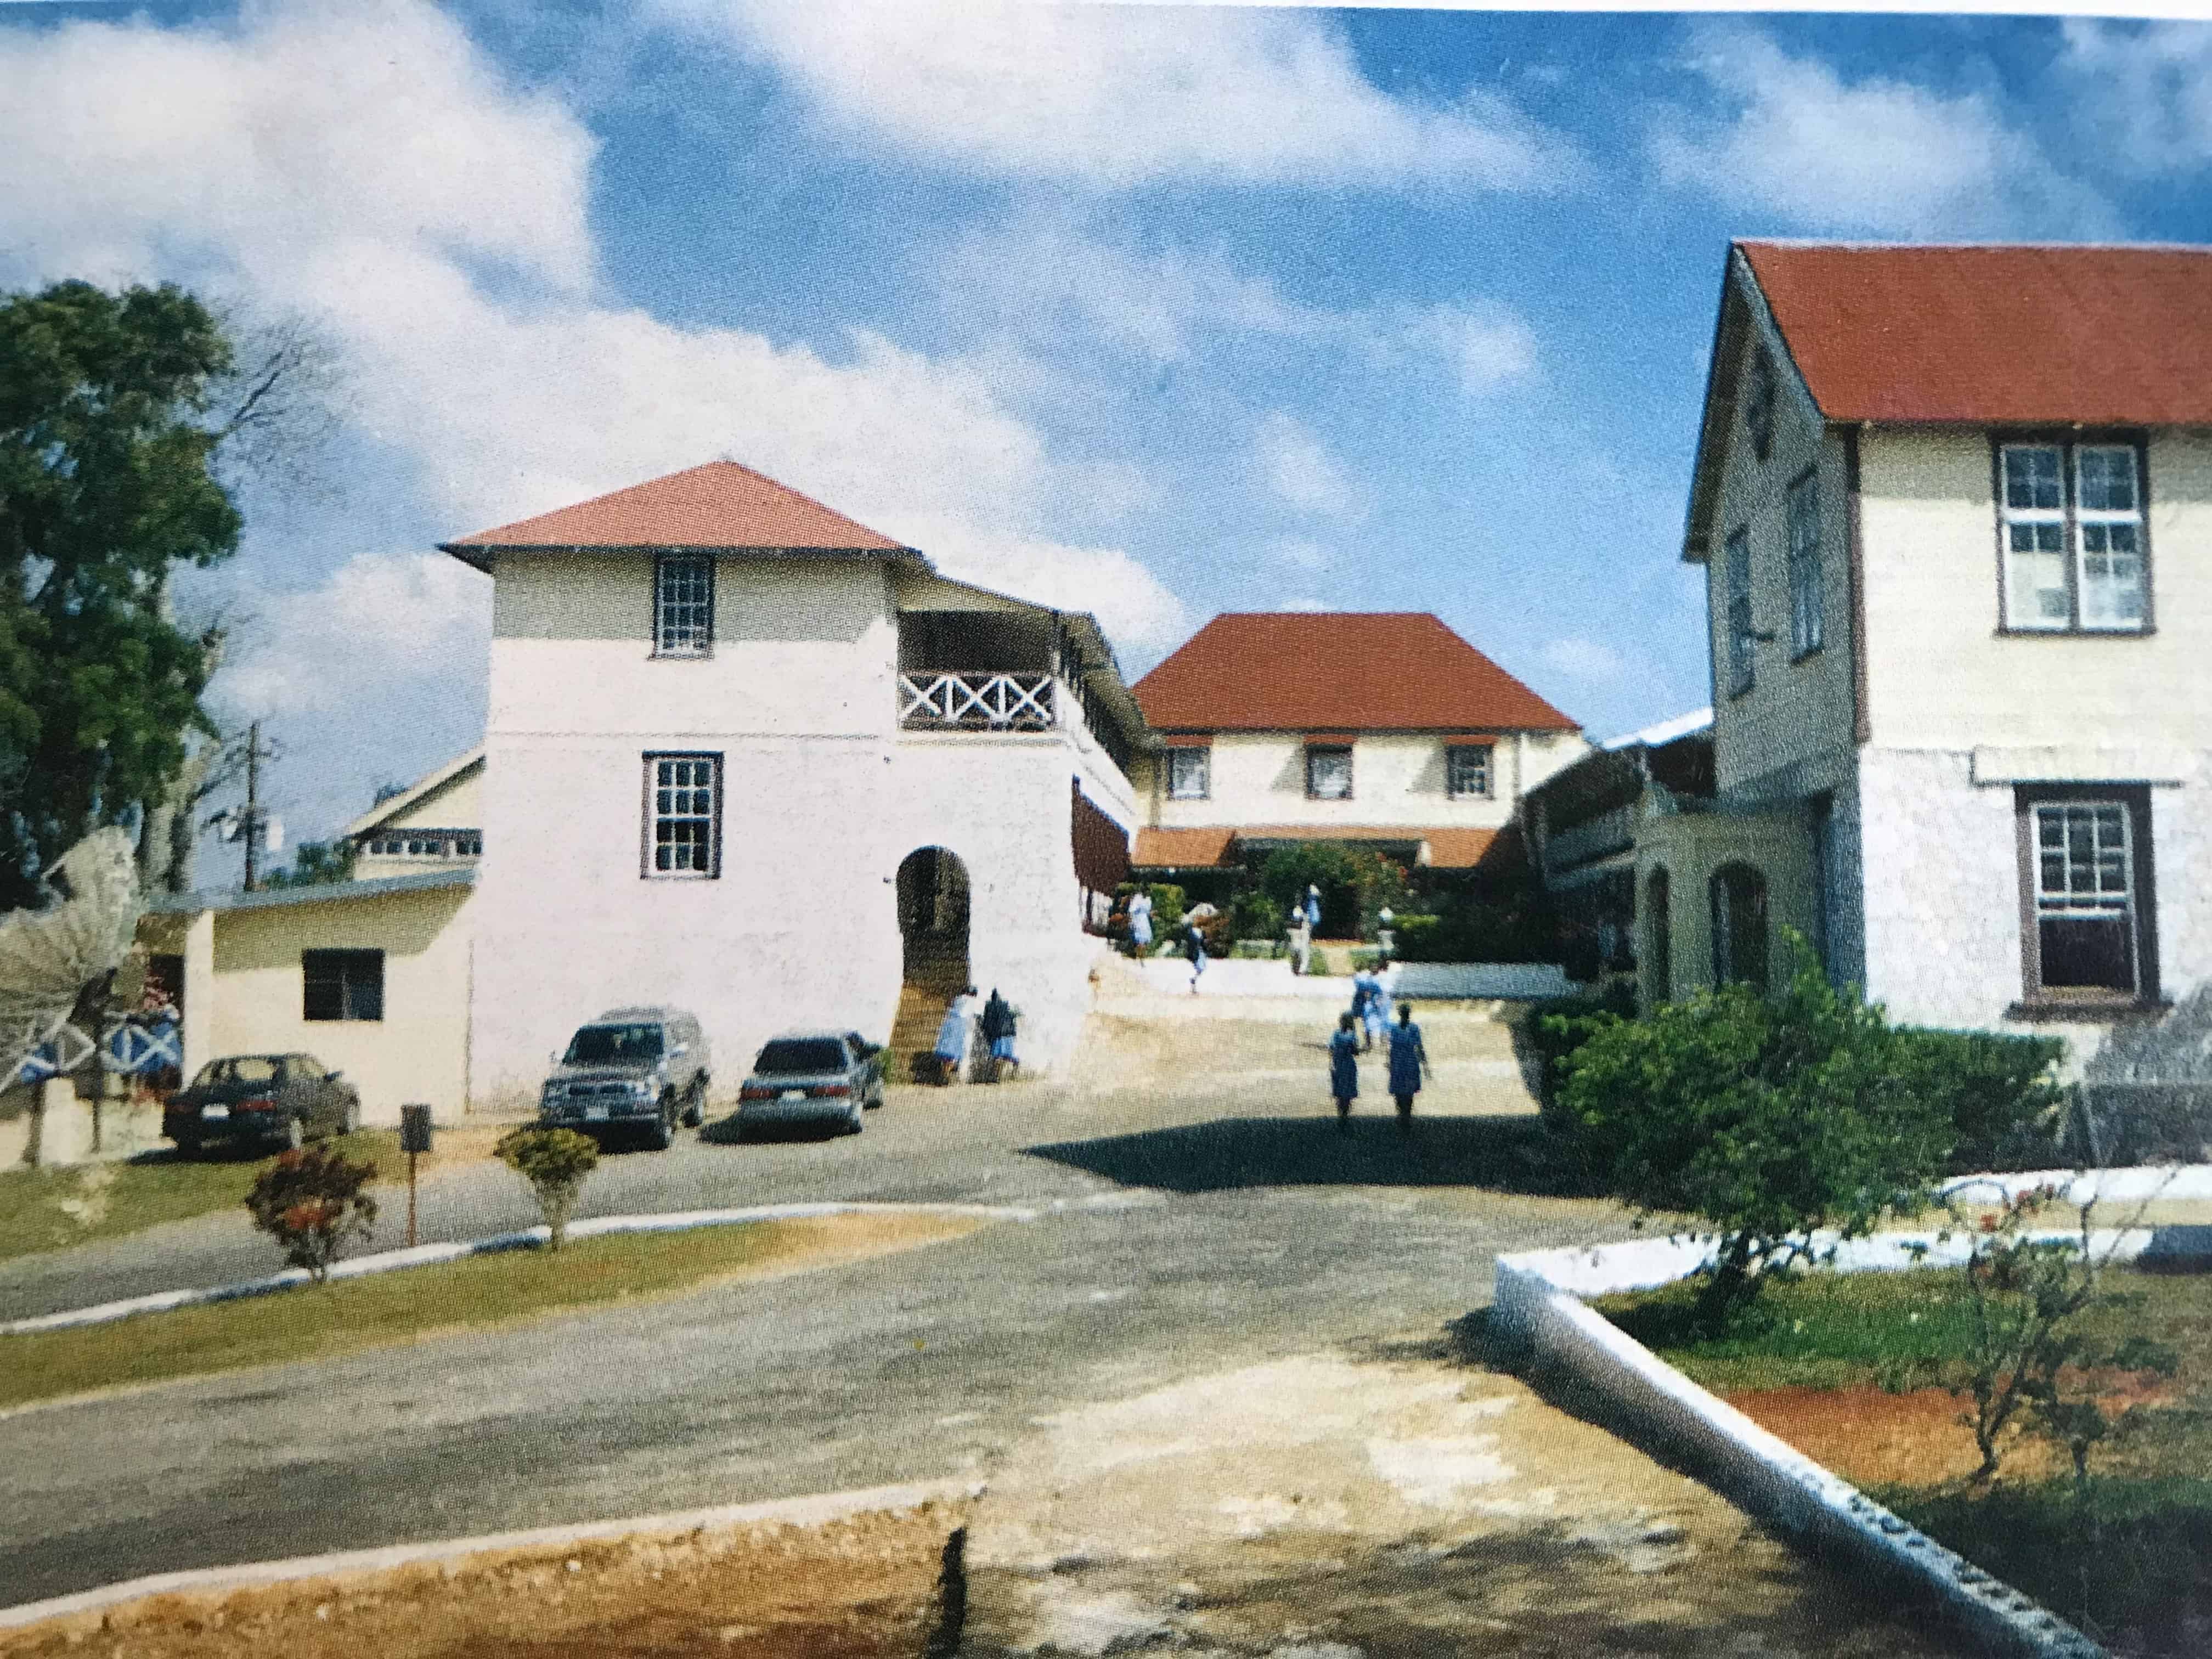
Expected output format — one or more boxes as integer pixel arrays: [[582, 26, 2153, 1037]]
[[681, 1079, 704, 1129], [845, 1099, 865, 1136], [645, 1100, 674, 1151], [174, 1135, 201, 1161]]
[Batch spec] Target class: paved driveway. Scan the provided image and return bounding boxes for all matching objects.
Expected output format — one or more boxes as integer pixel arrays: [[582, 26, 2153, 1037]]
[[0, 1003, 1948, 1651]]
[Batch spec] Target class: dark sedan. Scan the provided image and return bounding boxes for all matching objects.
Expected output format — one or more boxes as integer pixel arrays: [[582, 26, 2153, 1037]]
[[163, 1053, 362, 1157]]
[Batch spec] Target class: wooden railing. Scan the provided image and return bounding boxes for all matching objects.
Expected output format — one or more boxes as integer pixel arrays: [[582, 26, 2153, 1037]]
[[898, 672, 1058, 731]]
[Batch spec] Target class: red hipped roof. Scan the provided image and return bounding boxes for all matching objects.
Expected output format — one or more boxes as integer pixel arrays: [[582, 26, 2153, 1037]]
[[1740, 241, 2212, 425], [1133, 613, 1576, 735], [441, 461, 908, 558]]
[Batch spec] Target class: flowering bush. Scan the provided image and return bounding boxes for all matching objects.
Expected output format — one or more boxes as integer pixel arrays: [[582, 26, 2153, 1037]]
[[243, 1146, 379, 1282]]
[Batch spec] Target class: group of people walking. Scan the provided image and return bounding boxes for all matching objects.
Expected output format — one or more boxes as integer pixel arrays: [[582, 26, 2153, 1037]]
[[932, 985, 1019, 1084], [1328, 968, 1427, 1132]]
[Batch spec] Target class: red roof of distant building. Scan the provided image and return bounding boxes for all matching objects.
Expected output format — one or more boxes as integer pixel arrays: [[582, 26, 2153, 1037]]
[[1133, 613, 1576, 734], [1131, 823, 1518, 871], [441, 461, 908, 558], [1740, 241, 2212, 425]]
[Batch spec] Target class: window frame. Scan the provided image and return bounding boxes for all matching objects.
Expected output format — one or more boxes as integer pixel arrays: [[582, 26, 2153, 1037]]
[[1165, 746, 1211, 802], [2012, 784, 2160, 1015], [1446, 743, 1493, 800], [1744, 346, 1776, 464], [1304, 743, 1355, 802], [652, 553, 716, 658], [642, 751, 724, 880], [1991, 434, 2153, 637], [302, 949, 385, 1023], [1723, 525, 1756, 699], [1786, 467, 1824, 661]]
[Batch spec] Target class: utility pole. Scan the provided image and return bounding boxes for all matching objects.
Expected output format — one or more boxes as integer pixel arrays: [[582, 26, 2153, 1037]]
[[244, 721, 261, 891]]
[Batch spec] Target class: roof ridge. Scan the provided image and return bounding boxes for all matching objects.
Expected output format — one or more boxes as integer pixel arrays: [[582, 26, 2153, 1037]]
[[1737, 237, 2212, 254]]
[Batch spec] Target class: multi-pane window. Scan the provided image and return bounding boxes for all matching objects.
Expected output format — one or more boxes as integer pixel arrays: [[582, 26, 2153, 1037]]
[[2028, 800, 2142, 997], [1305, 745, 1353, 801], [1447, 744, 1492, 799], [1166, 747, 1210, 800], [1787, 471, 1823, 658], [654, 555, 714, 656], [1724, 527, 1755, 697], [2000, 443, 2146, 633], [645, 753, 721, 878], [303, 950, 384, 1022]]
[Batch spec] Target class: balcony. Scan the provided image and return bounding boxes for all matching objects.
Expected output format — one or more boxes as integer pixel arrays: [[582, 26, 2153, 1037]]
[[898, 671, 1058, 732]]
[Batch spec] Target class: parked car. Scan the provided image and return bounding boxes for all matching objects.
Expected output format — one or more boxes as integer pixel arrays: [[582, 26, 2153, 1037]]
[[163, 1053, 362, 1157], [737, 1031, 883, 1135], [537, 1006, 710, 1150]]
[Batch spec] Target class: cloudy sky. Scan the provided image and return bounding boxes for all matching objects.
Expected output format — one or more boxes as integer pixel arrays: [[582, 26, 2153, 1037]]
[[3, 1, 2208, 873]]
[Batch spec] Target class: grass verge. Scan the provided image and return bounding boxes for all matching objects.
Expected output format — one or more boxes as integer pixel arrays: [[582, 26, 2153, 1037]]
[[1598, 1263, 2212, 1655], [0, 1131, 408, 1265], [0, 1211, 982, 1412]]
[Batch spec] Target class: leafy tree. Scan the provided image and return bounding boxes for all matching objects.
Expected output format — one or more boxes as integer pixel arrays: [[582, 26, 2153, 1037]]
[[0, 280, 245, 909], [263, 838, 358, 889], [1556, 933, 1956, 1326], [1255, 843, 1408, 939]]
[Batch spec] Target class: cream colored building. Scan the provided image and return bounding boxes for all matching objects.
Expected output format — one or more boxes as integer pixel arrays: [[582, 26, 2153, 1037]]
[[136, 870, 476, 1125], [1668, 241, 2212, 1047], [1126, 611, 1585, 912], [347, 749, 482, 879]]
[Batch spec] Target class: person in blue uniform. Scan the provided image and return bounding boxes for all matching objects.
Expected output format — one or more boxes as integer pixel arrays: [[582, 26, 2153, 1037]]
[[1387, 1001, 1429, 1130], [1328, 1012, 1361, 1133]]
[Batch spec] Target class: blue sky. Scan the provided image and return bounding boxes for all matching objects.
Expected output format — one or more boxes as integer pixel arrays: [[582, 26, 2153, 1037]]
[[3, 1, 2209, 872]]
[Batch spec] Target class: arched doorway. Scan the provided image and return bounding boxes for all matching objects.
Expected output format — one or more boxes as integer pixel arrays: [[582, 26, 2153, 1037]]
[[1709, 862, 1769, 991], [892, 848, 971, 1068], [1645, 867, 1672, 1006]]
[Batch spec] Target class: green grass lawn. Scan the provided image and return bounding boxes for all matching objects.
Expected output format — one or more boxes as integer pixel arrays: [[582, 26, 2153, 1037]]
[[0, 1130, 408, 1264], [1598, 1263, 2212, 1653], [0, 1212, 977, 1411]]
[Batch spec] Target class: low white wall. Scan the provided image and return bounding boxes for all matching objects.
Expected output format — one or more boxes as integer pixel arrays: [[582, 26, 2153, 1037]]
[[1127, 958, 1572, 1001]]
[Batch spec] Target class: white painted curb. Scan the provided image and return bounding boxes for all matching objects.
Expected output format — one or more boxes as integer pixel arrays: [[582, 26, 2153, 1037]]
[[0, 1477, 978, 1633], [1, 1201, 1034, 1338], [1488, 1223, 2212, 1659]]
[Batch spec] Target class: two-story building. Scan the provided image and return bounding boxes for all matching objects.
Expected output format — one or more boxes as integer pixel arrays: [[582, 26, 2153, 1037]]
[[1657, 240, 2212, 1061], [441, 461, 1147, 1109], [1126, 611, 1585, 928]]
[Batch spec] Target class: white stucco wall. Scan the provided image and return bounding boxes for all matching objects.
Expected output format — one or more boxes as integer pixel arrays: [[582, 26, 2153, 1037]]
[[1138, 729, 1584, 831]]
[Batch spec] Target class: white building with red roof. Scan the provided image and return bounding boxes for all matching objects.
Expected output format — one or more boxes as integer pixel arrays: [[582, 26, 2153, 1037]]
[[1666, 240, 2212, 1064], [1127, 612, 1587, 910], [436, 460, 1149, 1105]]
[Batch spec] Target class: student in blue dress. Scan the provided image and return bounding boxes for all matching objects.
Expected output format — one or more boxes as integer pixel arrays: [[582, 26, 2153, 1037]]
[[1328, 1012, 1361, 1133], [1387, 1001, 1430, 1131], [1182, 917, 1207, 994], [1367, 970, 1395, 1051]]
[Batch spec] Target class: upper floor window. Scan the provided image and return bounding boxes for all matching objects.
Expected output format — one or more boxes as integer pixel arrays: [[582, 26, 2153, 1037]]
[[1723, 527, 1755, 698], [1999, 442, 2146, 634], [1166, 746, 1210, 800], [1744, 347, 1776, 462], [1787, 471, 1823, 658], [1447, 744, 1492, 799], [1306, 744, 1353, 801], [645, 753, 721, 878], [654, 555, 714, 656]]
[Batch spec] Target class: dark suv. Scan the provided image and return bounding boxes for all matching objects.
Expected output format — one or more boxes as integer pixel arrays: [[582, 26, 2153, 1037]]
[[537, 1006, 710, 1150]]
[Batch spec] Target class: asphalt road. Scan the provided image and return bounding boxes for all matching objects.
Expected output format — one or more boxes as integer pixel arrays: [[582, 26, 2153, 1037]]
[[1, 1006, 1624, 1607]]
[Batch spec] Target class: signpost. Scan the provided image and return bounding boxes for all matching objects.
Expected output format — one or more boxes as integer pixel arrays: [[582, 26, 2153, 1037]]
[[400, 1104, 433, 1248]]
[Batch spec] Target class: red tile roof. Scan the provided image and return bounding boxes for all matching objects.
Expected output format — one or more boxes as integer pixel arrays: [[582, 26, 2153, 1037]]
[[1132, 823, 1517, 871], [1133, 613, 1576, 734], [1741, 241, 2212, 425], [441, 461, 908, 557]]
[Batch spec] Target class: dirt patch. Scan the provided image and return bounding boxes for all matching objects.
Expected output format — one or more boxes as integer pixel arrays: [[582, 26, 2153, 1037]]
[[1, 1505, 963, 1659]]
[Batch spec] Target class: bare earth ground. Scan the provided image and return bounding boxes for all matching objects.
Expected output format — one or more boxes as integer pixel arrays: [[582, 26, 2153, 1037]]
[[2, 988, 1967, 1655]]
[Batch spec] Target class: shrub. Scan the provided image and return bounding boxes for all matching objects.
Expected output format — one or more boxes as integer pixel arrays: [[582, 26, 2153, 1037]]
[[244, 1146, 379, 1283], [1228, 885, 1283, 944], [1891, 1027, 2069, 1174], [1528, 988, 1633, 1139], [1555, 934, 1955, 1327], [496, 1126, 601, 1250], [1255, 844, 1408, 939]]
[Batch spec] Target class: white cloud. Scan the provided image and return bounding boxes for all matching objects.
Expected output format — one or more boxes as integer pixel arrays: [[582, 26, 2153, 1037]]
[[650, 0, 1585, 191], [2058, 21, 2212, 176], [900, 516, 1189, 658], [1398, 304, 1540, 397], [1253, 413, 1367, 523], [1266, 537, 1334, 572], [216, 549, 490, 720], [1649, 25, 2114, 238], [1540, 635, 1629, 686]]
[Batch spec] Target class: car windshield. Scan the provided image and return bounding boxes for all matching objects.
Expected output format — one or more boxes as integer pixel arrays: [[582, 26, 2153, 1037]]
[[195, 1056, 279, 1086], [564, 1024, 664, 1065], [754, 1039, 847, 1075]]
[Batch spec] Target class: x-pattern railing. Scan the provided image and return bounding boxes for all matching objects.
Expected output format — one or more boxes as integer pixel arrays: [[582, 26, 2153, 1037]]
[[899, 672, 1058, 731]]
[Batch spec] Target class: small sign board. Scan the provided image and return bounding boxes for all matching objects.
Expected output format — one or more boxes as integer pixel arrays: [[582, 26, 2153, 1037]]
[[400, 1103, 434, 1154]]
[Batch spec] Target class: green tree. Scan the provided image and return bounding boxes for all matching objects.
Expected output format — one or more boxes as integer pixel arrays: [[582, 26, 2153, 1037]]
[[262, 838, 358, 889], [0, 280, 244, 910], [1255, 843, 1408, 939]]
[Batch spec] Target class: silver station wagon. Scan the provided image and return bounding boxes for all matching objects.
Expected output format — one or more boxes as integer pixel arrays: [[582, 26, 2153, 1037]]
[[736, 1031, 885, 1136]]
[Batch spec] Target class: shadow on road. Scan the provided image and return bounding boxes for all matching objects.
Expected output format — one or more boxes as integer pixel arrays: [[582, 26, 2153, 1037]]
[[1023, 1113, 1592, 1197]]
